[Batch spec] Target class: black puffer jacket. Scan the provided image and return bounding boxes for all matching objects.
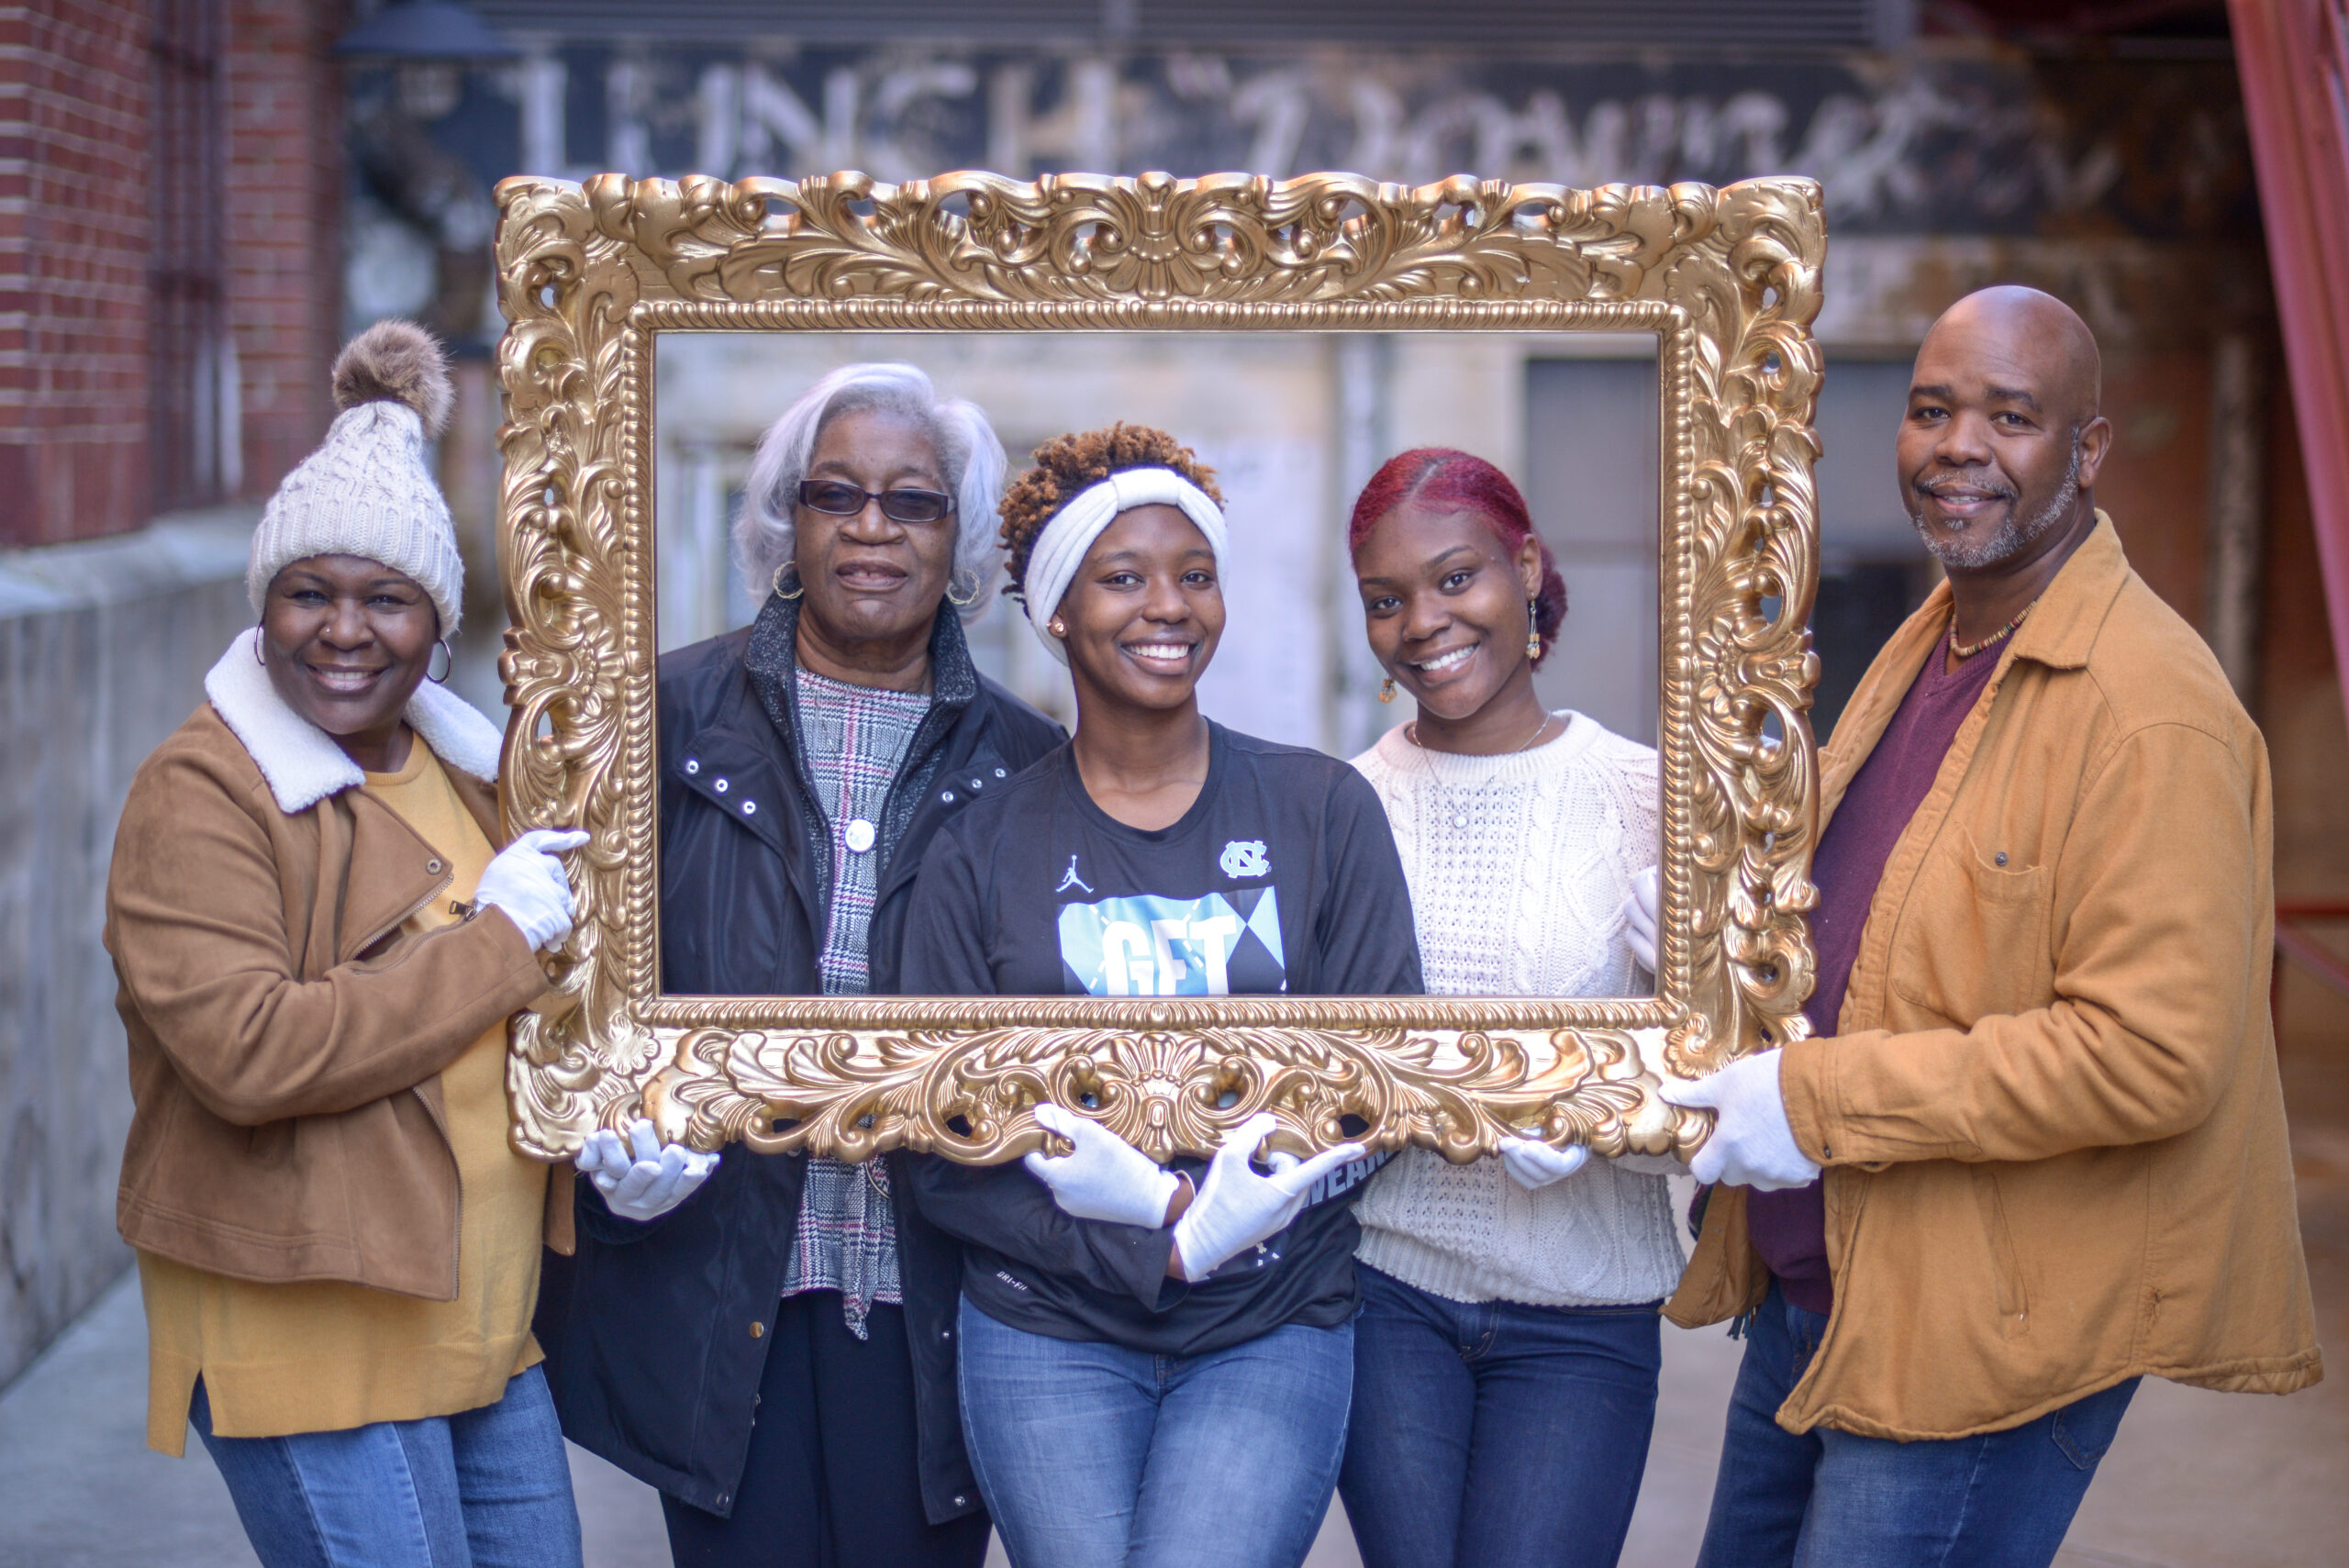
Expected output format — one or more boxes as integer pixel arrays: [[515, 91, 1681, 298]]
[[534, 596, 1063, 1522]]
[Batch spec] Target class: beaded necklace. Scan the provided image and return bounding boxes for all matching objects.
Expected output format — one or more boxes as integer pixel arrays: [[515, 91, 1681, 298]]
[[1948, 596, 2040, 661]]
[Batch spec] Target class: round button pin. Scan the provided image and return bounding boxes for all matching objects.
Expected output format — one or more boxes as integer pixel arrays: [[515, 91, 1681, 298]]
[[845, 818, 876, 853]]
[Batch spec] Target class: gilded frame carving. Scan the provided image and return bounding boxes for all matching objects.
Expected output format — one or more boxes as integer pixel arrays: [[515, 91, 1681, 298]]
[[492, 169, 1823, 1167]]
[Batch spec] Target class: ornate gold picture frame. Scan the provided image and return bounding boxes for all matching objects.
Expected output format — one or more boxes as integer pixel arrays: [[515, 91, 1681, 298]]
[[492, 169, 1823, 1169]]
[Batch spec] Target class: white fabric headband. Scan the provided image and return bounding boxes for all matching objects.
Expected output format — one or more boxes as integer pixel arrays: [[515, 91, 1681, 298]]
[[1021, 467, 1229, 664]]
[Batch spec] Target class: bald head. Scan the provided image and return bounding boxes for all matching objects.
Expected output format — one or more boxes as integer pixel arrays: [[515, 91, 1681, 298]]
[[1922, 285, 2102, 425], [1898, 285, 2111, 574]]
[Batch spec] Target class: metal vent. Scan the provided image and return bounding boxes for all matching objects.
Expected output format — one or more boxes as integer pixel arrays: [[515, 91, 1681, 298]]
[[470, 0, 1908, 49]]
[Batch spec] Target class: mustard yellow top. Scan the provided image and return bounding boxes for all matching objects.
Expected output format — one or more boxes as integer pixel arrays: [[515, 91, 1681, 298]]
[[140, 740, 548, 1454]]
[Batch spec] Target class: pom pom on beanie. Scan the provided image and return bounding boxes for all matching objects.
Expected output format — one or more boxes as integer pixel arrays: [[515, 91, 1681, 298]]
[[245, 319, 464, 636]]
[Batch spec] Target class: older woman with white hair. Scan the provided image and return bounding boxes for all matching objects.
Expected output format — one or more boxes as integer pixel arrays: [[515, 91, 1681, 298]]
[[534, 362, 1063, 1568]]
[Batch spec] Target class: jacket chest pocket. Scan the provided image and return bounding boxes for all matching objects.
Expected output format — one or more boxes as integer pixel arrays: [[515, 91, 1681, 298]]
[[1889, 830, 2054, 1026]]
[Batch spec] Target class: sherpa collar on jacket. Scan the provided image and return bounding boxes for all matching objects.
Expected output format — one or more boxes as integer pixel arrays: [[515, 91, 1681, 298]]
[[203, 626, 503, 815]]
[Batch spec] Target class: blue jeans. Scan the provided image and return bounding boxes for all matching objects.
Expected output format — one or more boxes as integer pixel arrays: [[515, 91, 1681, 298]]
[[955, 1296, 1353, 1568], [192, 1366, 583, 1568], [1336, 1265, 1661, 1568], [1697, 1281, 2140, 1568]]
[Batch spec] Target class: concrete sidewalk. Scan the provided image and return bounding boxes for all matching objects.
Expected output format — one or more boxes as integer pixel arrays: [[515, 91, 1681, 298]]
[[5, 1238, 2340, 1568]]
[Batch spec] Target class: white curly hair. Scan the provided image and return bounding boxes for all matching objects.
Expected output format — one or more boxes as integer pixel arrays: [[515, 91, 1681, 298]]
[[733, 362, 1008, 618]]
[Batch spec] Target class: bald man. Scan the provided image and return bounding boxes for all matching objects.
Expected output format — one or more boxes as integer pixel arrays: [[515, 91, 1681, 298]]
[[1659, 287, 2321, 1566]]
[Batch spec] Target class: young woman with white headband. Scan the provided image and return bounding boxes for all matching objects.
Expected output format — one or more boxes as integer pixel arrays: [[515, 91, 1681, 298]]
[[897, 424, 1424, 1568]]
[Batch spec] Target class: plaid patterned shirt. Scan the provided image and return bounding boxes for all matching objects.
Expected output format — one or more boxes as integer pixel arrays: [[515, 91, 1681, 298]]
[[781, 668, 930, 1337]]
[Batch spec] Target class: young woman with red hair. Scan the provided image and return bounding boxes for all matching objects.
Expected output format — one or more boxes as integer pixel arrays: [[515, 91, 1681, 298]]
[[1337, 448, 1678, 1568]]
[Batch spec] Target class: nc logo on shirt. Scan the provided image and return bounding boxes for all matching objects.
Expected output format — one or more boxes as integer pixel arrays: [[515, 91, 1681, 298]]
[[1219, 840, 1270, 879], [1057, 889, 1286, 996]]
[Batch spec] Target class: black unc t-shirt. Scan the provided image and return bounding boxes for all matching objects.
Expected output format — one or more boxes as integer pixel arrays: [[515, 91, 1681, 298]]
[[897, 722, 1424, 1356]]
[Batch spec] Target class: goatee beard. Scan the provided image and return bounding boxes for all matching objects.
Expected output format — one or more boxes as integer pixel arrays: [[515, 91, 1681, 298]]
[[1909, 435, 2081, 572]]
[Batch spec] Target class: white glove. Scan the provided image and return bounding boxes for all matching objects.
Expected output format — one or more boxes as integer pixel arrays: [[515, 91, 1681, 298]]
[[1497, 1136, 1588, 1190], [1621, 864, 1660, 974], [1171, 1114, 1364, 1283], [1655, 1051, 1822, 1190], [1023, 1103, 1181, 1228], [575, 1118, 720, 1222], [475, 828, 588, 951]]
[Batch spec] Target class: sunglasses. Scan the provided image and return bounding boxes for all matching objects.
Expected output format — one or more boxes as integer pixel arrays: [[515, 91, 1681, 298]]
[[796, 480, 955, 525]]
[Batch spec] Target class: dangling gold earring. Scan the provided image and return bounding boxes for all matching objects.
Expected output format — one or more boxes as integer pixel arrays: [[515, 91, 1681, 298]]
[[772, 563, 805, 600], [1524, 595, 1542, 661], [1377, 676, 1397, 704]]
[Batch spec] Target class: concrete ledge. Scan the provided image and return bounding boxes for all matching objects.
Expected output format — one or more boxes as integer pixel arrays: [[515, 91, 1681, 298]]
[[0, 508, 260, 1386], [0, 506, 256, 619]]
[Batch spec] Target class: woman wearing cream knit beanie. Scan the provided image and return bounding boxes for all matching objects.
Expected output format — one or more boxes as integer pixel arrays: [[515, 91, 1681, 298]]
[[103, 320, 682, 1567], [242, 317, 468, 639]]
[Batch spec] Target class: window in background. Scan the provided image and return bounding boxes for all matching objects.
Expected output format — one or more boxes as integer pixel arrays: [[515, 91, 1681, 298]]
[[1527, 354, 1938, 746], [1811, 357, 1938, 740], [1524, 356, 1660, 744], [150, 0, 235, 511]]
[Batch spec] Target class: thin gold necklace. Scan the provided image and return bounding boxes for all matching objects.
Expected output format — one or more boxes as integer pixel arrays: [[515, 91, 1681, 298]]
[[1410, 709, 1554, 755], [1949, 597, 2039, 661]]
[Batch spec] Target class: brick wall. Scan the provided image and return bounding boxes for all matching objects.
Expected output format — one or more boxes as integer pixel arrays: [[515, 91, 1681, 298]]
[[0, 1, 340, 548], [0, 1, 153, 546], [225, 0, 340, 500]]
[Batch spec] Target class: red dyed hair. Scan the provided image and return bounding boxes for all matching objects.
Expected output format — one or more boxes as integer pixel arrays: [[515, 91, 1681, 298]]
[[1346, 448, 1567, 667]]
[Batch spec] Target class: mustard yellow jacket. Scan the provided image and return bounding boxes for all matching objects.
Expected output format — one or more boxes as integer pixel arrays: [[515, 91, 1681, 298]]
[[1665, 515, 2321, 1438]]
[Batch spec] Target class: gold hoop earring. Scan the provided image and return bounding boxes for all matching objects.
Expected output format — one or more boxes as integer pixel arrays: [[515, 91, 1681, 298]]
[[252, 627, 266, 666], [945, 570, 981, 608], [428, 638, 452, 684], [1377, 676, 1397, 704], [1524, 596, 1542, 661], [772, 563, 805, 600]]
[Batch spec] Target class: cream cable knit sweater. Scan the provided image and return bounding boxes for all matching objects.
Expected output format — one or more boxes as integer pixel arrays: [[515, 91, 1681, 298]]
[[1350, 712, 1686, 1307]]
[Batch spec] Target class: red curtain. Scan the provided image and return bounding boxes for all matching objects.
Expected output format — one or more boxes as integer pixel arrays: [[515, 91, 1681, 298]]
[[2231, 0, 2349, 735]]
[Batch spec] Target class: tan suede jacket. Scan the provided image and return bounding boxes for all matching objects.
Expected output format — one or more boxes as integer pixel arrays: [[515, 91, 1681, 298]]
[[1666, 516, 2321, 1438], [106, 696, 572, 1301]]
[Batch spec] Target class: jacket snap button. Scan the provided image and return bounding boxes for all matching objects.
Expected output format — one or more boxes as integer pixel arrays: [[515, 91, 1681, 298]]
[[685, 759, 700, 774], [749, 1320, 763, 1339], [426, 859, 443, 874], [1995, 851, 2009, 866], [969, 776, 984, 790], [942, 1328, 952, 1340], [995, 767, 1006, 778], [941, 790, 955, 804], [714, 777, 729, 793], [716, 1494, 729, 1508], [954, 1495, 967, 1507], [741, 800, 756, 816]]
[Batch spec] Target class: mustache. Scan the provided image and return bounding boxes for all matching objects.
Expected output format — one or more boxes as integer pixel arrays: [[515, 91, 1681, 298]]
[[1913, 471, 2017, 501]]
